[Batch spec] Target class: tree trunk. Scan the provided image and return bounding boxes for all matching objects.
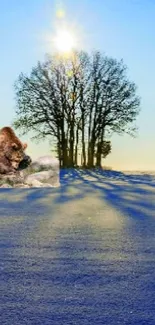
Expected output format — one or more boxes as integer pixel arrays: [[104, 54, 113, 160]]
[[68, 122, 74, 167], [96, 127, 105, 167], [82, 142, 86, 167], [75, 124, 79, 166], [87, 140, 95, 167], [96, 141, 102, 167], [61, 137, 68, 168], [82, 115, 86, 167]]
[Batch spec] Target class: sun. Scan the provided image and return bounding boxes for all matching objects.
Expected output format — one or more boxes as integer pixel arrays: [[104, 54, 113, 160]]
[[53, 29, 77, 53]]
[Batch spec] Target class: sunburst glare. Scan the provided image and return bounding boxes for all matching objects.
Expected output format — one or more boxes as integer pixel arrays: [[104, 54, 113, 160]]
[[44, 1, 84, 55], [53, 29, 77, 53]]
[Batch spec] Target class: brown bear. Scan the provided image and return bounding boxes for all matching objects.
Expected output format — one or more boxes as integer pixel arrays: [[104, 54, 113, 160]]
[[0, 126, 29, 174]]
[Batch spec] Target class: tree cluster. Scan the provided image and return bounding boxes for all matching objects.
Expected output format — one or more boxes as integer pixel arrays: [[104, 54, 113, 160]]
[[13, 51, 140, 168]]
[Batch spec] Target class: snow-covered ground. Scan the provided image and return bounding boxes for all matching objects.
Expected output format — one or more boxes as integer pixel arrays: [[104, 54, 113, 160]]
[[1, 169, 155, 325]]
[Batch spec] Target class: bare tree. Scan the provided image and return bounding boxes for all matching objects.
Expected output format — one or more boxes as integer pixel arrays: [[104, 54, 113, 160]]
[[13, 51, 140, 168]]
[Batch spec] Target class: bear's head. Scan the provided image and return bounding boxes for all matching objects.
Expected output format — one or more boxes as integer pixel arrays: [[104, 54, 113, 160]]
[[5, 142, 28, 169]]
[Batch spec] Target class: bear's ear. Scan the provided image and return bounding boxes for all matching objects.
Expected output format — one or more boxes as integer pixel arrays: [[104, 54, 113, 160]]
[[23, 143, 27, 150], [11, 143, 18, 150]]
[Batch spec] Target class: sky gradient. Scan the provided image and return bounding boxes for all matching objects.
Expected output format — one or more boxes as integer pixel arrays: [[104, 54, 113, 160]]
[[0, 0, 155, 170]]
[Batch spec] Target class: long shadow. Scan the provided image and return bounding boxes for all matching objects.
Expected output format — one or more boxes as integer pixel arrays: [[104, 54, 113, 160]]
[[0, 188, 56, 217], [1, 168, 155, 237], [0, 169, 89, 216], [1, 169, 155, 222], [59, 168, 155, 233]]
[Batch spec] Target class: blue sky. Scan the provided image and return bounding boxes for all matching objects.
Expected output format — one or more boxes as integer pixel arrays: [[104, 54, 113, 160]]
[[0, 0, 155, 170]]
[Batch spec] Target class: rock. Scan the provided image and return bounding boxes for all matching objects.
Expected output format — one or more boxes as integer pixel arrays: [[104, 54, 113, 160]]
[[14, 184, 31, 188], [24, 155, 60, 187], [0, 172, 24, 186], [0, 183, 12, 188], [25, 171, 54, 186], [25, 179, 54, 188], [0, 155, 60, 188], [24, 155, 59, 174], [33, 155, 59, 169]]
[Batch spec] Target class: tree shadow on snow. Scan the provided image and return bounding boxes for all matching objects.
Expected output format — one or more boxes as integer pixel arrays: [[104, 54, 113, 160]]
[[0, 168, 155, 230], [59, 168, 155, 235]]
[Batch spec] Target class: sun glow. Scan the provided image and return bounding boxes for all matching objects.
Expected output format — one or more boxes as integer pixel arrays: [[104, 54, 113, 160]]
[[53, 29, 77, 53]]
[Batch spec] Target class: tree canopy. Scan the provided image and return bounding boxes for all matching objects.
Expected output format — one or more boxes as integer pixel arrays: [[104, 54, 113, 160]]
[[13, 51, 140, 168]]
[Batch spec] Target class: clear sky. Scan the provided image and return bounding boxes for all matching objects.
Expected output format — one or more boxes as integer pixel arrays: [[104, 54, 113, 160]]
[[0, 0, 155, 170]]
